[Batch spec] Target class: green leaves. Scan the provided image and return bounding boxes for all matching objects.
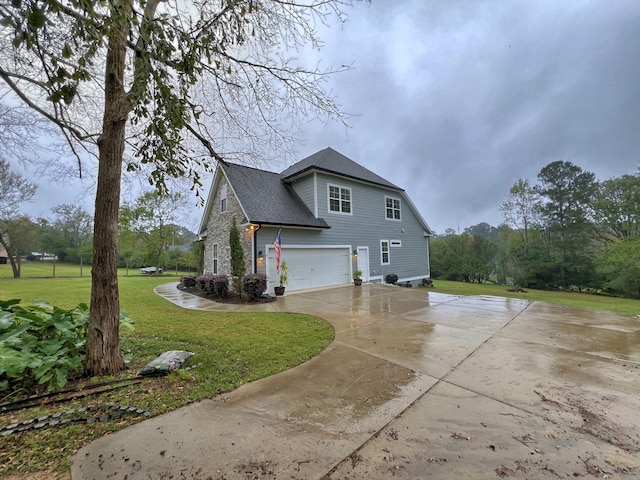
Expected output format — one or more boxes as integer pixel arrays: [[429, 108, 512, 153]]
[[27, 5, 46, 30], [0, 16, 14, 27], [61, 43, 73, 58], [0, 300, 134, 394]]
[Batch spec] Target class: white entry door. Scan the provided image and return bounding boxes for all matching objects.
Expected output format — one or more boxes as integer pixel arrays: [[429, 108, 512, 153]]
[[356, 246, 370, 281]]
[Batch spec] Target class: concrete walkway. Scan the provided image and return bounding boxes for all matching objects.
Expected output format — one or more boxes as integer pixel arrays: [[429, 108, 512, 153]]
[[72, 283, 640, 479]]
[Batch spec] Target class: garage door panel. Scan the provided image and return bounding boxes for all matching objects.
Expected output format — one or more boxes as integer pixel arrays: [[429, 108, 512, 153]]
[[267, 247, 350, 291]]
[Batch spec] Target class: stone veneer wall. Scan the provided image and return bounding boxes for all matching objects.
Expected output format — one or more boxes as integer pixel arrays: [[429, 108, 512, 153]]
[[202, 179, 253, 276]]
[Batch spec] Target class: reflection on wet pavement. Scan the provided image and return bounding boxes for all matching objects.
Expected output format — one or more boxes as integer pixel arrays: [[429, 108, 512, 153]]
[[338, 320, 492, 378], [502, 302, 640, 362], [72, 283, 640, 480]]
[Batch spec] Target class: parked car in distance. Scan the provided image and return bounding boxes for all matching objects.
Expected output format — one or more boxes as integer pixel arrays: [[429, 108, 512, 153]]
[[140, 266, 162, 274]]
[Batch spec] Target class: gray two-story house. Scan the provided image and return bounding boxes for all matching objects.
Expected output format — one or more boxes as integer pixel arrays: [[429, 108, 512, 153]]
[[198, 147, 434, 292]]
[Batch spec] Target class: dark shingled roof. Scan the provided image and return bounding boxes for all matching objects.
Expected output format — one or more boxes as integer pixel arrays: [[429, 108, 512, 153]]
[[280, 147, 403, 191], [222, 162, 330, 228]]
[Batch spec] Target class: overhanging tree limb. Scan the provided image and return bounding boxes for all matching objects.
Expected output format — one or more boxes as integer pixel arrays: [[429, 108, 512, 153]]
[[0, 0, 357, 376], [0, 68, 93, 142]]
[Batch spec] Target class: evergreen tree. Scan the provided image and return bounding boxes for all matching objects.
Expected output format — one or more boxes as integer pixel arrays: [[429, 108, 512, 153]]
[[229, 217, 245, 294]]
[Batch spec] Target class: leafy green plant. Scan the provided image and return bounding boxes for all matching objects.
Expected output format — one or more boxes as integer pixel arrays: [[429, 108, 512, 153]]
[[0, 299, 134, 394], [353, 269, 363, 279], [279, 260, 289, 287]]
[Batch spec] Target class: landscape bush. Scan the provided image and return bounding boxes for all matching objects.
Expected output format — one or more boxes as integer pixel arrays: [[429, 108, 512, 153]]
[[180, 275, 197, 288], [195, 273, 229, 298], [242, 273, 268, 300], [0, 299, 134, 394]]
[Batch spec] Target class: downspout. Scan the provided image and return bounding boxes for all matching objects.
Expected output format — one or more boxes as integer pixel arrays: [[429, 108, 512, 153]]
[[253, 223, 262, 273], [425, 233, 431, 278]]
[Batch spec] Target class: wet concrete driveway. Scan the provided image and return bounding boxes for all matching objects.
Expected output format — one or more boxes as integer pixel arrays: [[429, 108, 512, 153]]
[[72, 284, 640, 479]]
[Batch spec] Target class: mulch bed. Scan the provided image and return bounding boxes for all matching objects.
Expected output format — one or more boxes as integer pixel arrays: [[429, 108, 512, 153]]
[[177, 284, 277, 304]]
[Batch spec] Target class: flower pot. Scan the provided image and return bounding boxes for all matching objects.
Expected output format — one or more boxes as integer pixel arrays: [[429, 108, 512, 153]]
[[274, 286, 285, 296], [354, 279, 362, 286]]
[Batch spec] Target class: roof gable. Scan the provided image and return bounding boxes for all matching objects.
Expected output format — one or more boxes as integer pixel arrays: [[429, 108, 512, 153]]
[[280, 147, 402, 190], [217, 162, 329, 229]]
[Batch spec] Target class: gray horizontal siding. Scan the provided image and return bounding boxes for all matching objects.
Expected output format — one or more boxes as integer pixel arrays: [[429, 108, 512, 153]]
[[289, 175, 315, 214], [257, 173, 429, 282]]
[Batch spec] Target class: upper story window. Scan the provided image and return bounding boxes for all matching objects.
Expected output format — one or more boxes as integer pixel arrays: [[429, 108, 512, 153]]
[[328, 184, 352, 214], [385, 196, 401, 220], [220, 184, 227, 213]]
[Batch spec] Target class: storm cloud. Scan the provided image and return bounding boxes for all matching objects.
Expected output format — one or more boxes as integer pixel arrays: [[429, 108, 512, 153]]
[[291, 0, 640, 233]]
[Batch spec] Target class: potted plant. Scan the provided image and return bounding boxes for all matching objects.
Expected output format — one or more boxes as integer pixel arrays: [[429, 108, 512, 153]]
[[274, 260, 288, 296], [353, 269, 363, 286]]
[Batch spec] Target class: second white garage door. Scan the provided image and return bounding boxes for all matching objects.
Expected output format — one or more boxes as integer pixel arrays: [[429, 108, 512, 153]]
[[267, 246, 351, 292]]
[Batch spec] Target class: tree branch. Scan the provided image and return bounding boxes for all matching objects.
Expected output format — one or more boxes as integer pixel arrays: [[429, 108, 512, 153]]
[[184, 122, 225, 164], [0, 68, 96, 142]]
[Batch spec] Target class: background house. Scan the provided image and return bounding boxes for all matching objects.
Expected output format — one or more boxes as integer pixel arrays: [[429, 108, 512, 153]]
[[198, 147, 434, 292], [0, 244, 7, 265]]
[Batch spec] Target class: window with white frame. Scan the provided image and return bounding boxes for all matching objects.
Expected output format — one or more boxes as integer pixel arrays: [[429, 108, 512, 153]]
[[220, 184, 227, 213], [328, 184, 352, 214], [385, 196, 401, 220], [212, 243, 218, 273], [380, 240, 390, 265], [390, 240, 402, 247]]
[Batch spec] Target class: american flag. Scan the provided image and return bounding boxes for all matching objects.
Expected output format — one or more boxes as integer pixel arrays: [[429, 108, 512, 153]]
[[273, 228, 282, 274]]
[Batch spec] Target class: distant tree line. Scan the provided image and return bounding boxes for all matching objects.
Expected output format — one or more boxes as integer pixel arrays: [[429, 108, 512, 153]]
[[1, 200, 201, 278], [430, 160, 640, 298], [117, 191, 201, 274], [1, 160, 200, 278]]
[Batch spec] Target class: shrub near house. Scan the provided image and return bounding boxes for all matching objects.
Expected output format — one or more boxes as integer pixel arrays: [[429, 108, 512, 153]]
[[180, 273, 268, 301]]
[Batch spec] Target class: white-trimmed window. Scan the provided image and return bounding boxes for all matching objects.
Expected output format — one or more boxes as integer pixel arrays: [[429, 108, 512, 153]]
[[328, 184, 352, 214], [220, 184, 227, 213], [212, 243, 218, 273], [380, 240, 390, 265], [390, 240, 402, 247], [385, 196, 401, 220]]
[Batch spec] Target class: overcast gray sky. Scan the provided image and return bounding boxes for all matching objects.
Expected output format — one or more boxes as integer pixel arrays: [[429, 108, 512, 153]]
[[15, 0, 640, 234], [285, 0, 640, 233]]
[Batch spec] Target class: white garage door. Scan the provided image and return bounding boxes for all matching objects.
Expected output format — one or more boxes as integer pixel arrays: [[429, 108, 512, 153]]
[[267, 247, 351, 292]]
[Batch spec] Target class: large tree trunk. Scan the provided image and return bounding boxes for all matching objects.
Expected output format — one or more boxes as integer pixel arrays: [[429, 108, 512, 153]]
[[8, 253, 19, 278], [84, 1, 132, 376], [0, 236, 20, 278]]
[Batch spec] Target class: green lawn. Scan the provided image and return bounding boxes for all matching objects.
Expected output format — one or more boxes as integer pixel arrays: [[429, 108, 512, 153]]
[[0, 275, 334, 477], [429, 279, 640, 316]]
